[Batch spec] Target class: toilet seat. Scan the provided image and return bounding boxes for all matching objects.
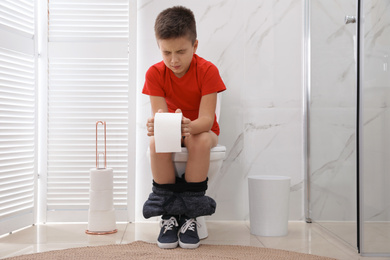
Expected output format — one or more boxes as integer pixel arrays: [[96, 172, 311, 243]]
[[172, 144, 226, 162]]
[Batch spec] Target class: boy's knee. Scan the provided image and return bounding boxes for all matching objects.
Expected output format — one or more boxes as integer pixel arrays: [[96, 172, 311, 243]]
[[186, 132, 212, 151]]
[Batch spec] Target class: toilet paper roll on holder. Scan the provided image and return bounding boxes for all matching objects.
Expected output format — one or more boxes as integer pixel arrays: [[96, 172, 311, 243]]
[[85, 121, 118, 235]]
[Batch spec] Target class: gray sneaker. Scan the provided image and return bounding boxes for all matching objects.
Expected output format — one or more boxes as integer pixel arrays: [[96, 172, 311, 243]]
[[178, 218, 200, 249], [157, 216, 179, 249]]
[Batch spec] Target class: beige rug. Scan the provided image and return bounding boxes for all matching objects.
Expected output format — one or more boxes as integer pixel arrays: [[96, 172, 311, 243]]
[[5, 241, 336, 260]]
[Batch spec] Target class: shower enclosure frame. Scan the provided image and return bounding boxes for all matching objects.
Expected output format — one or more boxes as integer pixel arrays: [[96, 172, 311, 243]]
[[303, 0, 312, 225], [356, 0, 364, 253], [305, 0, 390, 256]]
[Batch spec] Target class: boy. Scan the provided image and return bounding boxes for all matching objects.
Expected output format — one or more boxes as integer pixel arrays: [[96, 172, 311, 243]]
[[142, 6, 226, 249]]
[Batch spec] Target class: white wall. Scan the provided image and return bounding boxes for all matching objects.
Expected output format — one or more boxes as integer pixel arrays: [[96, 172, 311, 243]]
[[135, 0, 304, 221]]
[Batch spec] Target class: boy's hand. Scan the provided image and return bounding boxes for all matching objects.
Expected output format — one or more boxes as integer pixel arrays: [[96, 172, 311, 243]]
[[175, 109, 191, 137], [146, 109, 163, 136]]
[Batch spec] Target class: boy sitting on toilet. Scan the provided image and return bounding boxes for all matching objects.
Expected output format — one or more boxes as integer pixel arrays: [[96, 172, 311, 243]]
[[142, 6, 226, 249]]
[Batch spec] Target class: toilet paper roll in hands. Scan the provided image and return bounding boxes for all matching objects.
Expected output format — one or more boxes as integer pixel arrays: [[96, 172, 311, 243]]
[[154, 113, 182, 153]]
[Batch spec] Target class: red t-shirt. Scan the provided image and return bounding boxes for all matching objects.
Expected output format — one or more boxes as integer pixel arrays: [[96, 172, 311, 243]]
[[142, 54, 226, 135]]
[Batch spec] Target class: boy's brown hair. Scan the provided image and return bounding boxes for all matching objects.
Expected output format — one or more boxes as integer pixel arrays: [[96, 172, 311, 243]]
[[154, 6, 197, 45]]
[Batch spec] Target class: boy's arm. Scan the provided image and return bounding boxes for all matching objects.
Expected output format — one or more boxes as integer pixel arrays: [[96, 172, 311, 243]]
[[150, 96, 168, 114], [146, 94, 217, 137], [188, 92, 217, 135]]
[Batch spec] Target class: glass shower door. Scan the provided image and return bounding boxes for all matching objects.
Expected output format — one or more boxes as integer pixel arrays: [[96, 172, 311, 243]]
[[307, 0, 358, 249], [359, 0, 390, 255]]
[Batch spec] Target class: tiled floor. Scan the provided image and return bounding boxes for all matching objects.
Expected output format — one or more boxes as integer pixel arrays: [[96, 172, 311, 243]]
[[0, 221, 388, 260]]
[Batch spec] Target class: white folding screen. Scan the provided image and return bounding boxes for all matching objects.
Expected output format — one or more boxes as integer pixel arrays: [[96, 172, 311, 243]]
[[48, 0, 129, 42], [0, 0, 36, 236], [0, 0, 34, 36], [46, 0, 131, 222]]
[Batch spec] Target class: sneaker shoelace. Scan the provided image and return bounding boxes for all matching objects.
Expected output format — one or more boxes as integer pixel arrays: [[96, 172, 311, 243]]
[[160, 217, 179, 234], [180, 218, 200, 234]]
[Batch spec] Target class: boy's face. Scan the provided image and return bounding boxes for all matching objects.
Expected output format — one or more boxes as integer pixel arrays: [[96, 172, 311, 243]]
[[158, 36, 198, 78]]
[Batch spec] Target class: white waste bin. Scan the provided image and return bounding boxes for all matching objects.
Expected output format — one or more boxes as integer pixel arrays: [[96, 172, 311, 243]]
[[248, 175, 290, 236]]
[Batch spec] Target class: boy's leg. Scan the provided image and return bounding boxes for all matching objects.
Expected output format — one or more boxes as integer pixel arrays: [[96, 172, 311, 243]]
[[149, 136, 176, 184], [143, 133, 217, 219], [183, 131, 218, 183], [149, 137, 179, 248], [176, 131, 217, 248]]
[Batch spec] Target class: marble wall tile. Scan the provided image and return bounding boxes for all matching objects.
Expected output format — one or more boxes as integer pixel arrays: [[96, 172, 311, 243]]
[[135, 0, 304, 221]]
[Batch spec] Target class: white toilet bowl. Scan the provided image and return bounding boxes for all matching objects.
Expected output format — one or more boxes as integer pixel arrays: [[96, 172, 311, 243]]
[[173, 144, 226, 179]]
